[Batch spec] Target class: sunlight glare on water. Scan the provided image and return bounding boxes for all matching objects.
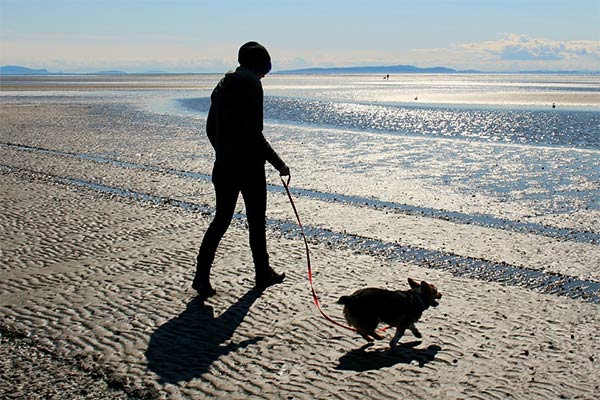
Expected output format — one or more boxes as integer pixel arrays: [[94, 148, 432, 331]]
[[171, 73, 600, 149]]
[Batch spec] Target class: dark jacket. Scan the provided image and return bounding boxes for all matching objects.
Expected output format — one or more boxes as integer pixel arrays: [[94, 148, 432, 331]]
[[206, 67, 285, 177]]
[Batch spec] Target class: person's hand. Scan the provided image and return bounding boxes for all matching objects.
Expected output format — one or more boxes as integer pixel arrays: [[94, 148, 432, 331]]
[[279, 165, 290, 177]]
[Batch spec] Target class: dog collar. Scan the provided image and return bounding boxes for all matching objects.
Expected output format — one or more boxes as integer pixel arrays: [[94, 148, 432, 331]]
[[415, 293, 427, 311]]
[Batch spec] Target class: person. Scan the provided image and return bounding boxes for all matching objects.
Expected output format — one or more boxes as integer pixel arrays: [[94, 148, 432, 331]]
[[193, 41, 290, 300]]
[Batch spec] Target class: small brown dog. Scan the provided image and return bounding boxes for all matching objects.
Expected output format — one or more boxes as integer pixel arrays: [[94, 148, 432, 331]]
[[337, 278, 442, 348]]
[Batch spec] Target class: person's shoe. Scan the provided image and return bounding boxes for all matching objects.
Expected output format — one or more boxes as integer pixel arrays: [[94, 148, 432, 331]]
[[192, 279, 216, 301], [255, 270, 286, 291]]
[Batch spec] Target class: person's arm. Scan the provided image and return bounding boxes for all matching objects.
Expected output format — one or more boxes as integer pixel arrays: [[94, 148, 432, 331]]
[[249, 80, 289, 174], [206, 92, 217, 148]]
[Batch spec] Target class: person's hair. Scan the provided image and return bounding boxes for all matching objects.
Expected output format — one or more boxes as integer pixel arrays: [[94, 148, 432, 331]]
[[238, 41, 272, 75]]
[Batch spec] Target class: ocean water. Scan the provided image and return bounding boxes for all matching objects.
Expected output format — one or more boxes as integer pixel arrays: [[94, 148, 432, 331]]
[[4, 73, 598, 150], [2, 73, 598, 219], [178, 74, 600, 149], [5, 72, 594, 214], [170, 73, 600, 220]]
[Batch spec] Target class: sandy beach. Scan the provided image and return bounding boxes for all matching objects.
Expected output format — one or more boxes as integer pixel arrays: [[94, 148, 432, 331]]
[[1, 79, 599, 399]]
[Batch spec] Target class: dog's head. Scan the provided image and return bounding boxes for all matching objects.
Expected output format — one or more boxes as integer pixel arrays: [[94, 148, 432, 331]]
[[408, 278, 442, 307]]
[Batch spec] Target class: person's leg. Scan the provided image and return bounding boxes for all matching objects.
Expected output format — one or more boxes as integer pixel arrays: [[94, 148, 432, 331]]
[[241, 174, 285, 289], [241, 174, 269, 270], [194, 178, 239, 298]]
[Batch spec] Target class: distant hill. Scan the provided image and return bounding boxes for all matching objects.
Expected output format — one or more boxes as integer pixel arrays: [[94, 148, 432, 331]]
[[278, 64, 473, 74], [3, 64, 596, 76], [0, 65, 129, 75], [0, 65, 50, 75]]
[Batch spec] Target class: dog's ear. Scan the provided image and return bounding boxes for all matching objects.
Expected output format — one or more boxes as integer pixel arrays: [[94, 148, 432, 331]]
[[408, 278, 420, 289]]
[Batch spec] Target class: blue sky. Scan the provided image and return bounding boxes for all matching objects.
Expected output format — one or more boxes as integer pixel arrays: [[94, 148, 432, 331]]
[[1, 0, 599, 72]]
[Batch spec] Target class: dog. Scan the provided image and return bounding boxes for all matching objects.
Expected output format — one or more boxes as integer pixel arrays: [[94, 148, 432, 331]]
[[337, 278, 442, 348]]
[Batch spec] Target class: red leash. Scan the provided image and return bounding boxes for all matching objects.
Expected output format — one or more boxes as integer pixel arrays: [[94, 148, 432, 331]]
[[280, 176, 357, 332]]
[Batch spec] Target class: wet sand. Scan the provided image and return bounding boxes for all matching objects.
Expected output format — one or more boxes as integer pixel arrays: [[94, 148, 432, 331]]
[[1, 97, 599, 399]]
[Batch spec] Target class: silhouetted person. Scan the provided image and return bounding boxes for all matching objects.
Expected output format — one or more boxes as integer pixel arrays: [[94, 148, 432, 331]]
[[193, 41, 290, 301]]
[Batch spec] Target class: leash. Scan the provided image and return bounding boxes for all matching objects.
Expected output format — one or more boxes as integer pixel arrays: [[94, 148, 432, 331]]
[[280, 176, 357, 332]]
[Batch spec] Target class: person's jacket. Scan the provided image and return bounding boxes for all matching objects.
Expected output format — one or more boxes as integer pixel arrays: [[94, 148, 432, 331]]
[[206, 67, 285, 176]]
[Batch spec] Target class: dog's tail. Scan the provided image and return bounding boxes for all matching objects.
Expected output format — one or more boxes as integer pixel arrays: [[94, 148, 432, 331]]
[[337, 295, 352, 305]]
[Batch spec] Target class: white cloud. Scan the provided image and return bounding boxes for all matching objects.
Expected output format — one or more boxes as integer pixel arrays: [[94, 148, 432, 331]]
[[413, 34, 600, 71], [462, 34, 599, 61]]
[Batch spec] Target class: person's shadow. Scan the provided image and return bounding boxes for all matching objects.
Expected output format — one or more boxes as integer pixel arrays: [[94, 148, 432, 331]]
[[146, 289, 263, 384], [336, 341, 441, 372]]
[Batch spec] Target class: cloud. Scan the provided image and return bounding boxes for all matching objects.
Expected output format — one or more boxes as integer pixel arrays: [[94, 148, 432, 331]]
[[452, 34, 600, 69], [406, 34, 600, 71], [462, 34, 598, 61]]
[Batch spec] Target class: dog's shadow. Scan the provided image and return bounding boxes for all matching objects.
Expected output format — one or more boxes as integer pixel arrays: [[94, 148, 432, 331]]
[[336, 341, 441, 372], [145, 289, 262, 384]]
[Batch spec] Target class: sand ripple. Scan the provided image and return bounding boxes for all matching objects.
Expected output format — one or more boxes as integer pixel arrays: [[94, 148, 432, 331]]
[[1, 99, 598, 399]]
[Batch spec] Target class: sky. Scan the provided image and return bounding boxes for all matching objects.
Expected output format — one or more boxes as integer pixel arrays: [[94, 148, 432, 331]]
[[1, 0, 599, 73]]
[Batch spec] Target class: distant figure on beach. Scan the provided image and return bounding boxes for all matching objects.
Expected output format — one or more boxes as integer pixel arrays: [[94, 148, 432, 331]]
[[552, 102, 556, 109], [193, 41, 290, 300]]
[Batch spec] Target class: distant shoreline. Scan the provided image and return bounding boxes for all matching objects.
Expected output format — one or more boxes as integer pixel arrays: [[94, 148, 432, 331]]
[[1, 64, 599, 76]]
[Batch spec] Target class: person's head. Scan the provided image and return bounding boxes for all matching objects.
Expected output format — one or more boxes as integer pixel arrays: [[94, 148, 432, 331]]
[[238, 41, 271, 78]]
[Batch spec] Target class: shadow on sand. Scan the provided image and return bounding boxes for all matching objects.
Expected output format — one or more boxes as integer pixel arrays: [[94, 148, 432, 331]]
[[336, 341, 441, 372], [146, 289, 262, 384]]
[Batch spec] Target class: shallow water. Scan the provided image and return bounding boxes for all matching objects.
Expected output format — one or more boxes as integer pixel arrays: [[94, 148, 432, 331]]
[[170, 73, 599, 149], [181, 95, 600, 149], [171, 74, 600, 220], [2, 73, 598, 216]]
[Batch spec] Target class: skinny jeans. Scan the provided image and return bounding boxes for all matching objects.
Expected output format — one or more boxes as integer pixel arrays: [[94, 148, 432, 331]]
[[196, 170, 269, 280]]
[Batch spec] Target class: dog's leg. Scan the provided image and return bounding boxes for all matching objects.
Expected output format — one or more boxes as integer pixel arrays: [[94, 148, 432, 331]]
[[370, 330, 384, 340], [390, 327, 405, 348], [358, 330, 374, 342], [407, 323, 422, 338]]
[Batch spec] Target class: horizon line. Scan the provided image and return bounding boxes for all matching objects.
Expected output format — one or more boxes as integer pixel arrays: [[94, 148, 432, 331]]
[[1, 64, 599, 76]]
